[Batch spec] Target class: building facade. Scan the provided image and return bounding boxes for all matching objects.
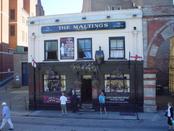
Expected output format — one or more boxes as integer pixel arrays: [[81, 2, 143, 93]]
[[28, 9, 144, 111], [0, 0, 14, 86], [9, 0, 37, 49], [10, 0, 44, 87]]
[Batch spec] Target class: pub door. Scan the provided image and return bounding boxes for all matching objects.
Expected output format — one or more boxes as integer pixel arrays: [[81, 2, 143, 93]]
[[81, 78, 92, 103]]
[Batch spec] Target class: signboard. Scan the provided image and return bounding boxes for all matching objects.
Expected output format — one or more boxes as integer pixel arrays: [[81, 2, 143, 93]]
[[43, 96, 71, 104], [41, 21, 126, 33], [106, 95, 129, 104]]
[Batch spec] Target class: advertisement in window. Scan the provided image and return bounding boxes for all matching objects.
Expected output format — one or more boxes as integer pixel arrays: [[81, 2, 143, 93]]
[[60, 37, 74, 59]]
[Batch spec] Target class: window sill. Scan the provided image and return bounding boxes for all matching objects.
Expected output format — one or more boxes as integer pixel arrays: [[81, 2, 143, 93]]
[[108, 58, 127, 60]]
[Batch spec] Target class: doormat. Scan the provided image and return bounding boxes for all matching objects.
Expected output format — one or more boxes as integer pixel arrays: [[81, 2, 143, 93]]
[[119, 112, 136, 116]]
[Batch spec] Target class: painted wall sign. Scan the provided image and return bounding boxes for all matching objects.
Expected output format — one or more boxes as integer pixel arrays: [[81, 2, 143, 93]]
[[106, 95, 129, 104], [41, 21, 126, 33], [43, 96, 71, 104]]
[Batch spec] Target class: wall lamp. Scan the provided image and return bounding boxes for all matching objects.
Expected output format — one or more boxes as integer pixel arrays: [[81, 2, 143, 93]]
[[32, 32, 36, 39], [55, 19, 60, 22], [82, 16, 86, 20], [132, 14, 137, 17], [30, 21, 35, 24], [106, 15, 111, 19]]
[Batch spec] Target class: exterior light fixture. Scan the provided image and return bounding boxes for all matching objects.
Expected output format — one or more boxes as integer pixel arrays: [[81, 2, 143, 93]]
[[132, 14, 137, 17], [32, 32, 36, 39], [106, 15, 111, 19], [30, 21, 35, 24], [55, 19, 59, 22], [82, 16, 86, 20]]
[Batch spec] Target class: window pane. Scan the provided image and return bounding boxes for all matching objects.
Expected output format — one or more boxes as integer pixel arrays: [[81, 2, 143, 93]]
[[78, 38, 92, 59], [45, 40, 58, 60], [116, 40, 123, 48], [43, 74, 66, 93], [109, 37, 125, 58], [104, 74, 130, 93]]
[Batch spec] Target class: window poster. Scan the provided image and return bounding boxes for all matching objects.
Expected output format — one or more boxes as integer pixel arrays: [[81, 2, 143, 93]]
[[60, 37, 74, 59]]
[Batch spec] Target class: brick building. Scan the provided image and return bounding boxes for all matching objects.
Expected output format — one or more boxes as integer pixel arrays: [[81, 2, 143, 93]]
[[0, 0, 13, 86]]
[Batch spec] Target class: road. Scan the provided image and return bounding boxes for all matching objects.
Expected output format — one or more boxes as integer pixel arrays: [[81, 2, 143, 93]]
[[2, 115, 167, 131]]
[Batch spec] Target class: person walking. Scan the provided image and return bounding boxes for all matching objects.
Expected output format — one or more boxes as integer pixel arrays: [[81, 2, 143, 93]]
[[0, 102, 14, 130], [166, 102, 173, 131], [98, 91, 107, 114], [60, 92, 68, 114]]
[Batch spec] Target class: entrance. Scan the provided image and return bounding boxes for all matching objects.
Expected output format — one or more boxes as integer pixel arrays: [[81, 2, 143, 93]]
[[81, 76, 92, 103]]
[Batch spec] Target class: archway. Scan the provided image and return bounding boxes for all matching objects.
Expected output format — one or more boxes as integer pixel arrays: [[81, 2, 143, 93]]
[[146, 21, 174, 109]]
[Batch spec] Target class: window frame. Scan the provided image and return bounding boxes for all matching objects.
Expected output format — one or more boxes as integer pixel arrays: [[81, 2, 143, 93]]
[[109, 37, 125, 59], [44, 40, 58, 61], [77, 38, 93, 60]]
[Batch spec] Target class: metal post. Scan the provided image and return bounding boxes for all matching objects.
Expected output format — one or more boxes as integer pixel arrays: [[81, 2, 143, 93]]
[[134, 60, 139, 120], [33, 67, 36, 109]]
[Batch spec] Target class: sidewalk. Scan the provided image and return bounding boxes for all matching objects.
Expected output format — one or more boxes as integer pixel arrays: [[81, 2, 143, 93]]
[[0, 83, 166, 121]]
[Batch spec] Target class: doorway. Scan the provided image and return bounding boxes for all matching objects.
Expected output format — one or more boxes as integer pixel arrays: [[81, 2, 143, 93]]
[[81, 76, 92, 103], [22, 62, 29, 86]]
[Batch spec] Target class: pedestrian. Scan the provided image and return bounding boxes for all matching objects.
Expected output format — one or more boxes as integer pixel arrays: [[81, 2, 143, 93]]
[[71, 89, 78, 113], [0, 102, 14, 130], [98, 91, 107, 114], [166, 102, 173, 131], [60, 92, 67, 114]]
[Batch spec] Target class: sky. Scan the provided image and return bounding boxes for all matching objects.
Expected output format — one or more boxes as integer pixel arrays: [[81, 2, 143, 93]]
[[41, 0, 83, 15]]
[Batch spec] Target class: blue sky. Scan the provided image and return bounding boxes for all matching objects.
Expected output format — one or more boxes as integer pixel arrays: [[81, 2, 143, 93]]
[[41, 0, 83, 15]]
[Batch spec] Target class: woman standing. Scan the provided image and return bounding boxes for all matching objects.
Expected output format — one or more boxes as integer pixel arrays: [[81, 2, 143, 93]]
[[167, 102, 173, 131]]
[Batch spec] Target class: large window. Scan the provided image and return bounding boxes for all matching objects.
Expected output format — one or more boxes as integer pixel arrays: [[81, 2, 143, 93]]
[[77, 38, 92, 59], [104, 74, 130, 93], [109, 37, 125, 59], [43, 74, 66, 93], [44, 40, 58, 60]]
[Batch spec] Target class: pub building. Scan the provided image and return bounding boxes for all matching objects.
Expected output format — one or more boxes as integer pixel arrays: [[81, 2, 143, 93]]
[[28, 9, 144, 112]]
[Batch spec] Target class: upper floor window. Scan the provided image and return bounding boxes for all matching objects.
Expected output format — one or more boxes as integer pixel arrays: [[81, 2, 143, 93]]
[[10, 25, 15, 36], [60, 37, 74, 60], [109, 37, 125, 59], [10, 9, 15, 20], [77, 38, 92, 59], [44, 40, 58, 61]]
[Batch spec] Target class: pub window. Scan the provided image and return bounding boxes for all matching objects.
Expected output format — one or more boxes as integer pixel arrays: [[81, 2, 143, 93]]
[[10, 9, 15, 20], [104, 74, 130, 93], [43, 74, 66, 93], [109, 37, 125, 59], [10, 25, 15, 36], [77, 38, 92, 59], [44, 40, 58, 61]]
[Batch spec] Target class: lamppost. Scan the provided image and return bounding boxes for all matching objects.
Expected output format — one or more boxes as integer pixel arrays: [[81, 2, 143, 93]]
[[131, 27, 141, 120], [32, 32, 37, 109]]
